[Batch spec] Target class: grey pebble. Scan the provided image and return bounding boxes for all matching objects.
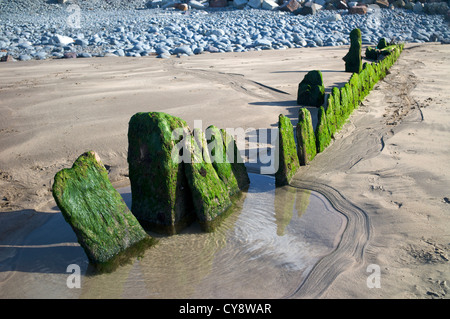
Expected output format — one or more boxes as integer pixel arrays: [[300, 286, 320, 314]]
[[0, 2, 448, 61]]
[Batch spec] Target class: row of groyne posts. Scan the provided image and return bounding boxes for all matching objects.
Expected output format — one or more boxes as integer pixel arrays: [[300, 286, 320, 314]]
[[51, 28, 404, 272], [276, 29, 404, 186]]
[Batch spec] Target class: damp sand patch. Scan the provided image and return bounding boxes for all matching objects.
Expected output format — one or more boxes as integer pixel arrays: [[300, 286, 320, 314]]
[[0, 173, 346, 298]]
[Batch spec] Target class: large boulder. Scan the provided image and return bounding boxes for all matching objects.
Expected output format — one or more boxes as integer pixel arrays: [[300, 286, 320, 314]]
[[52, 151, 154, 269], [296, 108, 317, 165], [413, 2, 423, 13], [279, 0, 301, 12], [233, 0, 249, 8], [275, 114, 300, 186], [262, 0, 279, 10], [343, 28, 362, 73], [127, 112, 195, 235], [349, 5, 368, 14], [374, 0, 389, 8], [209, 0, 228, 7], [184, 128, 232, 232], [248, 0, 263, 8], [337, 0, 348, 9], [297, 70, 325, 106]]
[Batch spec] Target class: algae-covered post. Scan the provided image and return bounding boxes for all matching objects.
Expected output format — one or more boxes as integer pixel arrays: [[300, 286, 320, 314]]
[[377, 38, 388, 50], [315, 106, 331, 153], [296, 108, 317, 166], [127, 112, 195, 235], [52, 151, 154, 270], [275, 114, 300, 186], [206, 125, 250, 196], [325, 94, 337, 138], [220, 128, 250, 191], [297, 70, 325, 107], [343, 28, 362, 74], [185, 128, 232, 232]]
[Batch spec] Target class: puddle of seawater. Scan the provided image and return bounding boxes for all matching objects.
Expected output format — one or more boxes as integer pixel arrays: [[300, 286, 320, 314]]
[[0, 173, 346, 299]]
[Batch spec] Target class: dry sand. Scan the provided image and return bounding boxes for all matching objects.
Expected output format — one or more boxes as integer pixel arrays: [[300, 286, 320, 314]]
[[0, 43, 449, 299]]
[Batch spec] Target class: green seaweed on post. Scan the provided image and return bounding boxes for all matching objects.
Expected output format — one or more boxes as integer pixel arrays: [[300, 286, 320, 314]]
[[297, 70, 325, 107], [377, 38, 388, 50], [52, 151, 155, 270], [343, 28, 362, 74], [206, 125, 241, 197], [220, 128, 250, 192], [184, 128, 232, 233], [315, 106, 331, 153], [127, 112, 195, 235], [344, 82, 354, 116], [340, 84, 349, 122], [326, 94, 337, 138], [275, 114, 301, 187], [349, 73, 360, 109], [296, 108, 317, 166], [332, 87, 343, 130]]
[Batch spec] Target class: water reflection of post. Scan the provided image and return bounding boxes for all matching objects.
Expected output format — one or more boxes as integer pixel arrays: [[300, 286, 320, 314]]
[[274, 187, 311, 236]]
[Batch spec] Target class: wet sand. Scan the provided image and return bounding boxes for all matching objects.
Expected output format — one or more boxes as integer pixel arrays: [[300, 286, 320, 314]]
[[0, 43, 449, 298], [0, 174, 346, 298]]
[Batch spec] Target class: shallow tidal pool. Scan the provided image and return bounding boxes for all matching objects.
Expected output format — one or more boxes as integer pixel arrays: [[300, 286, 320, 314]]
[[0, 173, 346, 299]]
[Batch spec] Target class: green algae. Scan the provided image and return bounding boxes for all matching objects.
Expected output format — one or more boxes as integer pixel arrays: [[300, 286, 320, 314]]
[[275, 114, 300, 187], [52, 151, 154, 268], [340, 84, 349, 121], [300, 40, 404, 165], [331, 86, 343, 131], [220, 128, 250, 191], [297, 70, 325, 107], [365, 46, 379, 60], [315, 106, 331, 153], [349, 73, 361, 109], [325, 94, 337, 138], [344, 82, 354, 115], [214, 126, 250, 195], [184, 128, 232, 232], [343, 28, 362, 74], [206, 125, 241, 196], [296, 108, 316, 166], [377, 38, 388, 50], [127, 112, 195, 235]]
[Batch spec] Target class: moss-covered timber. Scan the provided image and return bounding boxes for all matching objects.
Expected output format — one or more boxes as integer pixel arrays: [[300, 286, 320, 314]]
[[296, 108, 316, 166], [377, 38, 388, 50], [340, 83, 350, 120], [331, 87, 343, 131], [206, 125, 249, 196], [52, 151, 154, 269], [297, 70, 325, 106], [345, 82, 355, 115], [301, 41, 404, 166], [220, 128, 250, 192], [275, 114, 301, 186], [315, 106, 331, 153], [326, 94, 337, 138], [184, 128, 232, 232], [343, 28, 362, 74], [349, 73, 361, 109], [127, 112, 195, 235]]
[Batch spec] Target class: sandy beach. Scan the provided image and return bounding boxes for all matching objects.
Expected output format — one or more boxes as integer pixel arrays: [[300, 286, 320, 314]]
[[0, 42, 449, 299]]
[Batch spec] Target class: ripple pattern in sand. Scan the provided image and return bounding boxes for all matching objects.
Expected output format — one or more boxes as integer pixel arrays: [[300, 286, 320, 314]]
[[0, 174, 346, 299]]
